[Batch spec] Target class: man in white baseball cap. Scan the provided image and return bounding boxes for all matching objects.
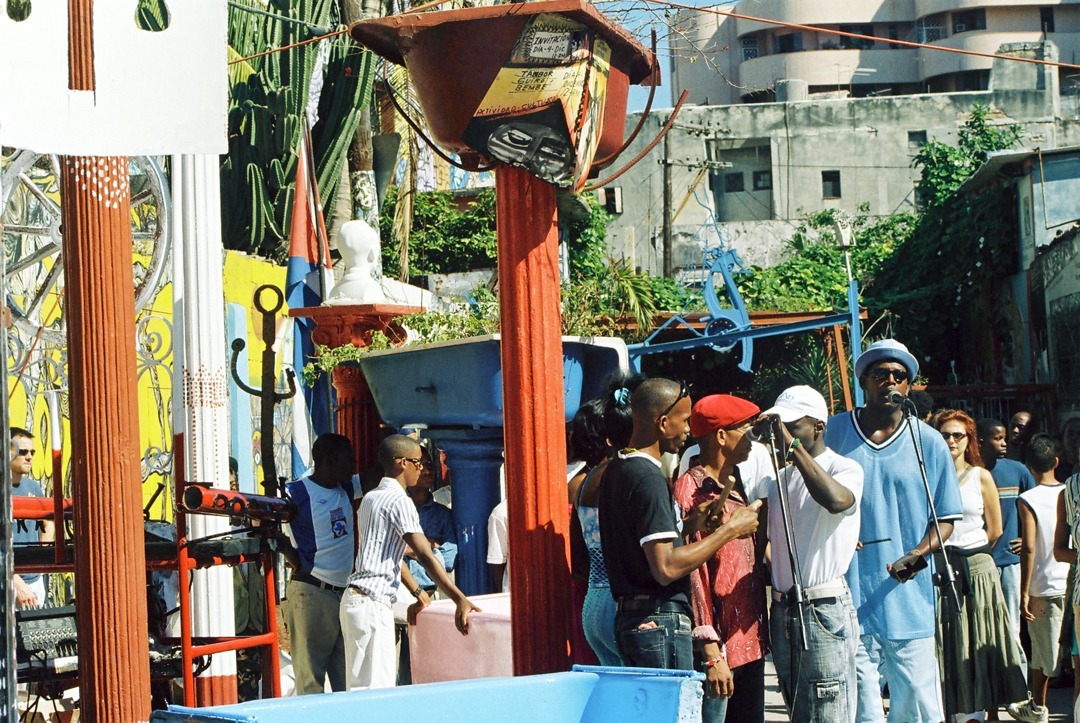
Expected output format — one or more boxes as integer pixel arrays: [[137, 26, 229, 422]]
[[758, 385, 865, 723]]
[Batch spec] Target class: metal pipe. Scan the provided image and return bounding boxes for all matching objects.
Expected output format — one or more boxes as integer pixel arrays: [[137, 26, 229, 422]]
[[181, 486, 298, 524]]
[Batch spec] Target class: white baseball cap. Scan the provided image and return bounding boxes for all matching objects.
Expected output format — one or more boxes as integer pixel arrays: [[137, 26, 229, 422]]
[[761, 385, 829, 424]]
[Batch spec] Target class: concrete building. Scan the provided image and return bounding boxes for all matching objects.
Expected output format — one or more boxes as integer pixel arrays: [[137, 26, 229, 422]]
[[670, 0, 1080, 106], [604, 42, 1080, 277]]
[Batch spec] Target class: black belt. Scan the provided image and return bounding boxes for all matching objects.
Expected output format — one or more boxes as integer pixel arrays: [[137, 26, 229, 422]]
[[290, 570, 346, 594], [617, 594, 692, 617]]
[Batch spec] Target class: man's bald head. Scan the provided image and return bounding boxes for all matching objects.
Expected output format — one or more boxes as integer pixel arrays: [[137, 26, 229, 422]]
[[631, 378, 684, 420], [378, 433, 422, 473]]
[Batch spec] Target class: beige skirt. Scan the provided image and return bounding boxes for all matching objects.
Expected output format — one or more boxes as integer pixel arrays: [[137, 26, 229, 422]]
[[936, 549, 1028, 717]]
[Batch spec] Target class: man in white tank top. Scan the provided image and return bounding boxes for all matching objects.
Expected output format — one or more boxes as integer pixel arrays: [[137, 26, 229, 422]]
[[1012, 435, 1069, 723]]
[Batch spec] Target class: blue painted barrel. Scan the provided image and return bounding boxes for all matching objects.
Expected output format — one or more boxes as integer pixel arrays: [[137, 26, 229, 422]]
[[149, 666, 703, 723]]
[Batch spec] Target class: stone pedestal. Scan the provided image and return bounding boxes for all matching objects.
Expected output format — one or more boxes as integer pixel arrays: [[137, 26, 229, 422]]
[[289, 304, 420, 471]]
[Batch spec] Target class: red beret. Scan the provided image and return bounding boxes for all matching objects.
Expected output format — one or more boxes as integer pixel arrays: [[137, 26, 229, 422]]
[[689, 394, 760, 438]]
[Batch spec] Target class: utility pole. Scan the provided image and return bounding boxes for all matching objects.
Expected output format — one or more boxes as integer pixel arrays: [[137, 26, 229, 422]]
[[662, 128, 673, 278]]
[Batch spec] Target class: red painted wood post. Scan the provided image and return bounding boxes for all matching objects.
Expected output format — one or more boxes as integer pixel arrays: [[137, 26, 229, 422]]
[[60, 155, 153, 722], [495, 166, 573, 675]]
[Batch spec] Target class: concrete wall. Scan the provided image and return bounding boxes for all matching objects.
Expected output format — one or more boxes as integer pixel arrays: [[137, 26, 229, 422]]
[[607, 73, 1070, 275]]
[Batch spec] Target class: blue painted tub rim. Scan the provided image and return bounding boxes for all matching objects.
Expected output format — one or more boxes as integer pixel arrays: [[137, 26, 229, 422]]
[[359, 333, 629, 367]]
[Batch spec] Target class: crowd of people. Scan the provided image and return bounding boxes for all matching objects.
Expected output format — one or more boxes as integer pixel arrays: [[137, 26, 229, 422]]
[[12, 336, 1080, 722], [558, 338, 1080, 723]]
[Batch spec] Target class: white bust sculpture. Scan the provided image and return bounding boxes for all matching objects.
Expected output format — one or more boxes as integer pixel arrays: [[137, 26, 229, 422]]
[[325, 219, 387, 305]]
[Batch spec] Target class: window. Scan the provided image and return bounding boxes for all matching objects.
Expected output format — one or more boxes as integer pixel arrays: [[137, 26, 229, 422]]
[[1041, 7, 1055, 33], [952, 9, 985, 34], [822, 170, 841, 199], [742, 37, 759, 61], [888, 24, 901, 49], [753, 170, 772, 191], [596, 187, 622, 214], [776, 33, 803, 54], [839, 24, 875, 50], [908, 130, 927, 149], [724, 173, 745, 193], [913, 181, 926, 209]]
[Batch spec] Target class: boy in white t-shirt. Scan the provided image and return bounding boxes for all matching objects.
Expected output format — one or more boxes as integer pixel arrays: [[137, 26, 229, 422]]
[[1012, 435, 1070, 723]]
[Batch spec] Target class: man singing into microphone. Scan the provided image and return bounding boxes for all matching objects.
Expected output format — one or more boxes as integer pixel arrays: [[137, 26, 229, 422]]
[[824, 340, 962, 723]]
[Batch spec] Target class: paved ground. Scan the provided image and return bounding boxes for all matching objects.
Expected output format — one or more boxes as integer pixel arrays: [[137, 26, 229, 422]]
[[762, 658, 1075, 722]]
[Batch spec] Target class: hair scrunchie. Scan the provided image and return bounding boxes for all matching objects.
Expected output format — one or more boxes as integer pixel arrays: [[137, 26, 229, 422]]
[[613, 387, 631, 406]]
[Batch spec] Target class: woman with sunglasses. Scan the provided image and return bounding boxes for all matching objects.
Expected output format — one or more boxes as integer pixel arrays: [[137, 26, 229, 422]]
[[935, 409, 1027, 722]]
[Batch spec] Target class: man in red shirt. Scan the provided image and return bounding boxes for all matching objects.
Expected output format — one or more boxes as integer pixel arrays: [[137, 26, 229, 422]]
[[674, 395, 768, 723]]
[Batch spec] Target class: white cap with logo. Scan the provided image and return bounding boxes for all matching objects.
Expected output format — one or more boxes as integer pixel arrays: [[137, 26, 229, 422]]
[[761, 385, 829, 424]]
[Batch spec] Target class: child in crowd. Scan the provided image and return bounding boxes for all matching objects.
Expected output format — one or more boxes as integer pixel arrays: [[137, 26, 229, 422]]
[[1011, 435, 1071, 723]]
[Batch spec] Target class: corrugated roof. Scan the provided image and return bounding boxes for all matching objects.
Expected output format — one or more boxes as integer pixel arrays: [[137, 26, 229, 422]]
[[957, 145, 1080, 194]]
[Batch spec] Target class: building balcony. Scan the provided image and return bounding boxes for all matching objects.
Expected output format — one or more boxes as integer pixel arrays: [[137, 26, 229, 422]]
[[915, 0, 1067, 22], [917, 30, 1044, 80], [739, 48, 920, 92], [734, 0, 916, 37]]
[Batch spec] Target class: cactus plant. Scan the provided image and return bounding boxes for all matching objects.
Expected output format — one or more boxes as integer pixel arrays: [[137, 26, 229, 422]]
[[223, 0, 375, 260]]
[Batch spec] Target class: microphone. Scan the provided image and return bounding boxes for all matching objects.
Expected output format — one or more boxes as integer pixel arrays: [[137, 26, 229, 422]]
[[886, 390, 907, 406]]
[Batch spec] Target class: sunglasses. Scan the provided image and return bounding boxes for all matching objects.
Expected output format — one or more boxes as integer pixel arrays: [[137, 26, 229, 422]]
[[870, 368, 909, 384], [657, 380, 690, 420], [941, 432, 968, 441], [399, 456, 427, 468], [15, 448, 33, 457]]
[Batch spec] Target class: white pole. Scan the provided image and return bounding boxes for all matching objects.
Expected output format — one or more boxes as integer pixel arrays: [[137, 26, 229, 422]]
[[171, 153, 238, 701]]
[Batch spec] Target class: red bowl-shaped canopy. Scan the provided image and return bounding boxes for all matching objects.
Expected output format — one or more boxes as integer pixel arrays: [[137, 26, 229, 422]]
[[350, 0, 656, 174]]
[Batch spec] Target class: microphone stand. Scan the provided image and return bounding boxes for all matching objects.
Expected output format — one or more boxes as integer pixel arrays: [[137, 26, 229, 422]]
[[763, 418, 809, 651], [899, 399, 961, 612]]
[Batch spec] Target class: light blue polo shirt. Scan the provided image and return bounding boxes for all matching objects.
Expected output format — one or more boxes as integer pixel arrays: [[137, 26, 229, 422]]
[[825, 410, 962, 640]]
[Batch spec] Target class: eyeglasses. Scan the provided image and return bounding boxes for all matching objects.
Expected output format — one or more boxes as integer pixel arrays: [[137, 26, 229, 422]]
[[940, 432, 968, 441], [657, 380, 690, 420], [398, 456, 427, 468], [870, 368, 909, 384], [15, 448, 33, 458]]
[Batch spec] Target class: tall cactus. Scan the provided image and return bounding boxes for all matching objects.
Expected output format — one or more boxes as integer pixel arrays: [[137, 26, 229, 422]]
[[223, 0, 375, 260]]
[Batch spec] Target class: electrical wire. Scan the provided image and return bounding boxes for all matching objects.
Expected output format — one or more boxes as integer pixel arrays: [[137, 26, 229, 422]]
[[227, 1, 331, 33], [632, 0, 1080, 71]]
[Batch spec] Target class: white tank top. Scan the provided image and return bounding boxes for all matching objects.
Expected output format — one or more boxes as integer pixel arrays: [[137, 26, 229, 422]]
[[947, 466, 989, 551], [1019, 483, 1069, 597]]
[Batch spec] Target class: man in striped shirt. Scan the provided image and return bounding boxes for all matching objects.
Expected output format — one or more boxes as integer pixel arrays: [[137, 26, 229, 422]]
[[341, 434, 480, 689]]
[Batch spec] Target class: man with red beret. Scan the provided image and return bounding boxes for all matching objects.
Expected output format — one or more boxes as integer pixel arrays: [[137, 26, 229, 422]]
[[599, 379, 761, 674], [674, 393, 768, 723]]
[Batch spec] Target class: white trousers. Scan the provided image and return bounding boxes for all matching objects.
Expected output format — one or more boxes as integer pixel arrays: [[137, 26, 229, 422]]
[[339, 588, 396, 690]]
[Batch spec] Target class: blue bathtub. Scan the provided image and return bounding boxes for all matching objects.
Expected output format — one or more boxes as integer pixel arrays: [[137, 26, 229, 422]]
[[149, 666, 703, 723], [356, 335, 628, 429]]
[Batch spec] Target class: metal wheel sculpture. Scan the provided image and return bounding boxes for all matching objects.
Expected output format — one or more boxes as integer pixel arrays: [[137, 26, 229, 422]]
[[1, 150, 171, 346]]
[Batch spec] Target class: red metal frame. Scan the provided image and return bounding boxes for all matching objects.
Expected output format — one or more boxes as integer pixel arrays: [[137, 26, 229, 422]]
[[12, 433, 283, 705]]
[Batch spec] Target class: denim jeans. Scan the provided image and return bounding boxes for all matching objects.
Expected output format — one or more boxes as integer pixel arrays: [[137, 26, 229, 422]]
[[614, 608, 694, 671], [583, 585, 621, 667], [997, 562, 1028, 680], [770, 592, 859, 723]]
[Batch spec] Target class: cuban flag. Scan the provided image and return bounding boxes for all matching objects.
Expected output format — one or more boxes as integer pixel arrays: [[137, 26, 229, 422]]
[[285, 131, 335, 478]]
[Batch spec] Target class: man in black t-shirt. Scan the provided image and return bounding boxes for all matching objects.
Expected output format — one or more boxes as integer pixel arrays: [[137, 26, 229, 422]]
[[599, 378, 761, 670]]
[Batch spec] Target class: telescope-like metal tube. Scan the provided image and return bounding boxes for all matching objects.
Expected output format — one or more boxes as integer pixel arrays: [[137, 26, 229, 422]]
[[180, 486, 297, 524]]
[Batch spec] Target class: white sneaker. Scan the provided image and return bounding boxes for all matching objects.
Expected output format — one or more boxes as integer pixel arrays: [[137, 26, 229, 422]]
[[1006, 699, 1048, 723]]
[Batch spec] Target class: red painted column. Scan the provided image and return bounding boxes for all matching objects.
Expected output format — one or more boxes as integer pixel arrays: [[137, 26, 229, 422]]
[[333, 365, 382, 472], [495, 166, 573, 675], [60, 154, 152, 722]]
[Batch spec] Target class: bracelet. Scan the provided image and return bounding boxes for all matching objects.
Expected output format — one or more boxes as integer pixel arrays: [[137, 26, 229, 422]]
[[702, 657, 724, 670], [785, 438, 802, 461], [412, 587, 424, 598]]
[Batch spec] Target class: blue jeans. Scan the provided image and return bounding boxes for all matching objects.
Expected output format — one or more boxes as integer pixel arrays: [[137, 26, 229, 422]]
[[583, 585, 621, 667], [998, 562, 1028, 680], [770, 593, 859, 723], [854, 632, 942, 723], [614, 607, 694, 671]]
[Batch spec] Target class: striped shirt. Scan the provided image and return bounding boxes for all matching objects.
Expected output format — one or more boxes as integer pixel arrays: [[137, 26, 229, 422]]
[[349, 477, 424, 605], [1062, 472, 1080, 606]]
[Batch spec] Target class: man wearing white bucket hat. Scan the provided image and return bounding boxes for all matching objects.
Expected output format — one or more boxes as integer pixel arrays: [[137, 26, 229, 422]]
[[757, 386, 865, 723], [824, 339, 962, 723]]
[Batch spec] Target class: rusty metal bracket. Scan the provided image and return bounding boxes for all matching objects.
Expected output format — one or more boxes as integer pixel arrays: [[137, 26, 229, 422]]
[[583, 89, 689, 192]]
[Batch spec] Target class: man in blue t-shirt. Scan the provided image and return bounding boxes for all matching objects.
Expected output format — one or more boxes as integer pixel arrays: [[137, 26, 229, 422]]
[[824, 340, 962, 723], [10, 426, 51, 609], [279, 433, 362, 695], [978, 417, 1035, 677]]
